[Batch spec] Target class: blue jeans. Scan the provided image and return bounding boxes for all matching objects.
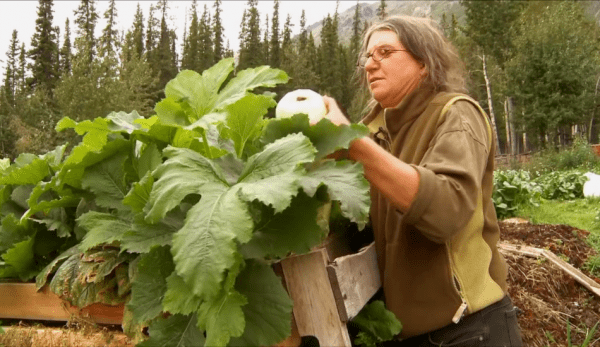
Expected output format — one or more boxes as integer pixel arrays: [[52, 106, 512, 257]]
[[388, 296, 523, 347]]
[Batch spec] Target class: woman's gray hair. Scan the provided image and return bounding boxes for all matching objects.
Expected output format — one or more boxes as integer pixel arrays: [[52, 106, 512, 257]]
[[358, 15, 466, 94]]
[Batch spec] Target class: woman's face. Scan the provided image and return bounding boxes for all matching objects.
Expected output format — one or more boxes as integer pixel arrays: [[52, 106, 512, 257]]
[[364, 30, 426, 109]]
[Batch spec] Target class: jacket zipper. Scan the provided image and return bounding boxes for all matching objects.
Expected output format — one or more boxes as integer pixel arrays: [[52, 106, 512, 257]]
[[447, 245, 468, 324]]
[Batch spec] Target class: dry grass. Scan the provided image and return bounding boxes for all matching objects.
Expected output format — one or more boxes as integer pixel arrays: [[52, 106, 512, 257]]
[[0, 320, 133, 347]]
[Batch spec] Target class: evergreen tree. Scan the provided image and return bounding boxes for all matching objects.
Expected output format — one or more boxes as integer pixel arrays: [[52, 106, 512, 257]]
[[181, 0, 200, 71], [73, 0, 99, 67], [212, 0, 224, 64], [263, 14, 270, 65], [507, 1, 600, 146], [238, 0, 263, 70], [280, 14, 294, 71], [59, 19, 72, 76], [269, 0, 281, 68], [350, 1, 362, 59], [145, 4, 160, 64], [99, 0, 119, 61], [28, 0, 60, 92], [132, 3, 145, 58], [16, 43, 26, 97], [154, 0, 178, 95], [298, 10, 308, 53], [377, 0, 387, 20], [198, 4, 213, 71], [3, 31, 20, 109], [318, 14, 341, 98]]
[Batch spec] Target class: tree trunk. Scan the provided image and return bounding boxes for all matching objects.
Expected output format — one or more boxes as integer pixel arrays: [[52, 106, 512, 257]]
[[504, 96, 518, 155], [481, 54, 502, 154]]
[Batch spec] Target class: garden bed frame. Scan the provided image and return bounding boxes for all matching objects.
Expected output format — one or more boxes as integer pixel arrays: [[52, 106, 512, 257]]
[[0, 240, 381, 347]]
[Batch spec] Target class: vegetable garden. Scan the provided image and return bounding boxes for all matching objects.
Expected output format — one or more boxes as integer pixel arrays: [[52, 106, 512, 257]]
[[1, 58, 600, 346]]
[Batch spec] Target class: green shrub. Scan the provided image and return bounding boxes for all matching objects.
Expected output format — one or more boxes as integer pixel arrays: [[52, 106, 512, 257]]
[[493, 170, 542, 219], [535, 170, 588, 200], [523, 136, 600, 174]]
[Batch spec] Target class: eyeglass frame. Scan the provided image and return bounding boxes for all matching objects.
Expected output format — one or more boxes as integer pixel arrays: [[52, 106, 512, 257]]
[[356, 46, 408, 68]]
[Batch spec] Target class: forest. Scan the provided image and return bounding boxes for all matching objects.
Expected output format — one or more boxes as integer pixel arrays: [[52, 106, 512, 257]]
[[0, 0, 599, 159]]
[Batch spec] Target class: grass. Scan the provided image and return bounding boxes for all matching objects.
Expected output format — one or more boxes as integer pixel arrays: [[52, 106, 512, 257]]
[[515, 197, 600, 276]]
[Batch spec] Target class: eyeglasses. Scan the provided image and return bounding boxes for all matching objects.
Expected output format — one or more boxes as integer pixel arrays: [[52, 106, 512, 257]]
[[357, 47, 407, 67]]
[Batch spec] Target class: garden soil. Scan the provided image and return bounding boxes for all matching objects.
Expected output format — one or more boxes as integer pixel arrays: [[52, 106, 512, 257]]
[[499, 219, 600, 347]]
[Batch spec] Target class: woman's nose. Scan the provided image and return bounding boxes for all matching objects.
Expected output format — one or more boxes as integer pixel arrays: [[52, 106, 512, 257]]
[[364, 56, 377, 73]]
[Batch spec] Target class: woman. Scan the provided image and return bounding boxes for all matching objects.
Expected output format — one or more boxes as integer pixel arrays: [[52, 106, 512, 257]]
[[323, 16, 523, 346]]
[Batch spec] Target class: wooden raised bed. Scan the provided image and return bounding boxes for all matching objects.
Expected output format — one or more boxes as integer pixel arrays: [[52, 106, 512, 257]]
[[0, 240, 381, 347], [0, 282, 124, 325]]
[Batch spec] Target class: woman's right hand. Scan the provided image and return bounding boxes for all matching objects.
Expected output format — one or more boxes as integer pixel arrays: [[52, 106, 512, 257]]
[[322, 95, 350, 126]]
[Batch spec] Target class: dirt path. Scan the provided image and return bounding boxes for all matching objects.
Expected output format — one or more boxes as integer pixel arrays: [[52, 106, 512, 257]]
[[499, 219, 600, 346]]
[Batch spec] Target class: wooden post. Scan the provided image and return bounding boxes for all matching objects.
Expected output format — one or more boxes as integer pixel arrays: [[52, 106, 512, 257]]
[[280, 248, 352, 347]]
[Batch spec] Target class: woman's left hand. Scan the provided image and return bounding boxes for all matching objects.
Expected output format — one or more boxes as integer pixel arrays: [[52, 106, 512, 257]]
[[322, 95, 351, 126]]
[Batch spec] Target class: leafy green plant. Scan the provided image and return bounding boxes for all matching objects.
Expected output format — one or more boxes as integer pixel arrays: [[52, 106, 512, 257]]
[[493, 170, 542, 219], [0, 58, 371, 346], [535, 170, 587, 200], [350, 300, 402, 347]]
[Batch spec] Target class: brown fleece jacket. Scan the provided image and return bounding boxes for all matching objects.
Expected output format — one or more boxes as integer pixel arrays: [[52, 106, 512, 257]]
[[362, 86, 508, 338]]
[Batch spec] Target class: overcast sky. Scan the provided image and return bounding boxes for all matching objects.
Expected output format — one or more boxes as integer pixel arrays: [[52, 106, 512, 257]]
[[0, 0, 376, 76]]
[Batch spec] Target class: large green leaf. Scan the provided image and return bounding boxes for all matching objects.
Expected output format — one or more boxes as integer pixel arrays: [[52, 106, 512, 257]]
[[229, 260, 293, 347], [0, 214, 34, 253], [198, 289, 247, 346], [1, 237, 36, 281], [224, 94, 275, 158], [77, 212, 131, 251], [123, 172, 154, 214], [136, 143, 162, 179], [138, 314, 205, 347], [214, 65, 288, 111], [351, 300, 402, 345], [240, 192, 325, 259], [36, 245, 80, 289], [171, 186, 252, 300], [300, 160, 370, 229], [81, 152, 129, 211], [262, 114, 369, 160], [162, 272, 202, 315], [0, 157, 50, 185], [127, 246, 174, 324], [120, 215, 178, 254], [236, 133, 315, 213], [145, 146, 228, 223]]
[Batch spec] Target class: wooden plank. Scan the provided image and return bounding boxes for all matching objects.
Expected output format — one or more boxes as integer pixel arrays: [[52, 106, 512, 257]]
[[498, 242, 600, 298], [0, 283, 124, 325], [280, 248, 352, 347], [327, 242, 381, 321]]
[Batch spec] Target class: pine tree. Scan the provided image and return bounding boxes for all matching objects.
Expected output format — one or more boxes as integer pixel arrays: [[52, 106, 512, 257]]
[[212, 0, 224, 64], [99, 0, 119, 61], [269, 0, 281, 68], [181, 0, 200, 71], [73, 0, 99, 67], [280, 14, 294, 71], [154, 0, 178, 95], [132, 3, 145, 58], [350, 1, 362, 59], [16, 43, 26, 96], [198, 4, 213, 71], [238, 0, 263, 70], [145, 4, 160, 65], [3, 31, 20, 108], [298, 10, 307, 53], [59, 19, 72, 76], [377, 0, 387, 20], [263, 14, 270, 65], [28, 0, 60, 92]]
